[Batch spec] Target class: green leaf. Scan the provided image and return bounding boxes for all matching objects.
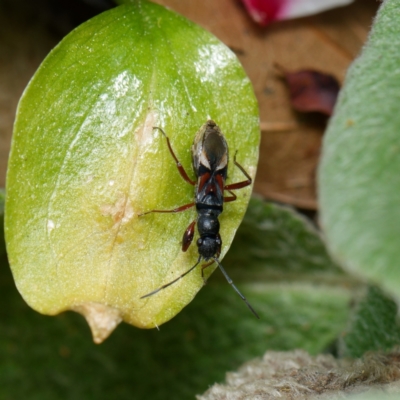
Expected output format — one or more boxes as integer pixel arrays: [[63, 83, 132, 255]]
[[225, 197, 343, 281], [5, 1, 259, 341], [340, 286, 400, 358], [223, 197, 353, 353], [318, 1, 400, 299]]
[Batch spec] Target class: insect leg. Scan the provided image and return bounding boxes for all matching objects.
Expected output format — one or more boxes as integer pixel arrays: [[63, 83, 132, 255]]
[[153, 127, 196, 186], [200, 260, 215, 278], [213, 257, 260, 319], [138, 202, 195, 216], [140, 256, 202, 299], [223, 189, 237, 203], [224, 151, 252, 191], [182, 220, 196, 252]]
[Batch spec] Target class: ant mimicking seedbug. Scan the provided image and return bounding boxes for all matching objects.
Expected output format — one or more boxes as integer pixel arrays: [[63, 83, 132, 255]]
[[139, 120, 259, 318]]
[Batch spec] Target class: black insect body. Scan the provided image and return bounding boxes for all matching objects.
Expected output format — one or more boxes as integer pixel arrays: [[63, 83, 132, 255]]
[[140, 120, 259, 318]]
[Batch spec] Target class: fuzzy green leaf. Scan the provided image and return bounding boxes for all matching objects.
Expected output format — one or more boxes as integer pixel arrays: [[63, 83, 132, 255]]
[[223, 198, 353, 353], [319, 1, 400, 300], [5, 1, 259, 339], [225, 197, 343, 281], [340, 286, 400, 358]]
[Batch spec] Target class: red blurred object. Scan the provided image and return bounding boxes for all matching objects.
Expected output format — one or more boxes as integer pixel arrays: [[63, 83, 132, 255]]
[[278, 67, 340, 116], [240, 0, 354, 27], [241, 0, 283, 26]]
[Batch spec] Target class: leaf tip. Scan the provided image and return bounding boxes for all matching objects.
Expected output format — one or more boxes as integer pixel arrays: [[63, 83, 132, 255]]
[[72, 302, 123, 344]]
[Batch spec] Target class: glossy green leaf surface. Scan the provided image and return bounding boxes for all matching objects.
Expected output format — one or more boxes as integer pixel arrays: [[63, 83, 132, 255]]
[[319, 0, 400, 299], [5, 1, 259, 338]]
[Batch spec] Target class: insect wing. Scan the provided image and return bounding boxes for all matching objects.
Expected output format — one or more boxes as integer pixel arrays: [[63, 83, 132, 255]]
[[192, 120, 228, 174]]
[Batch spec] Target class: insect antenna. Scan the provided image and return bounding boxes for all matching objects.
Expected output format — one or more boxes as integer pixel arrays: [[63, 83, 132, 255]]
[[140, 256, 202, 299], [213, 257, 260, 319]]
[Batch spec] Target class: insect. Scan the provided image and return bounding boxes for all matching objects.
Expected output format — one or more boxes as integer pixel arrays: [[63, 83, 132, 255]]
[[140, 120, 259, 318]]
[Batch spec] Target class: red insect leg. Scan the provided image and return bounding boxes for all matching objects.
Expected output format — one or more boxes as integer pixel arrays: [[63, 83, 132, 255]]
[[138, 202, 195, 217], [153, 127, 196, 186], [224, 190, 237, 203], [182, 220, 196, 252], [224, 152, 252, 191]]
